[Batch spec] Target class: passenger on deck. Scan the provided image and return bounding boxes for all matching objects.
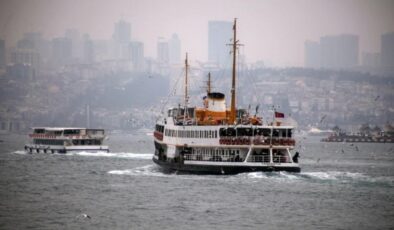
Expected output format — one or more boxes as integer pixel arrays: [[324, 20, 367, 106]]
[[292, 152, 300, 163]]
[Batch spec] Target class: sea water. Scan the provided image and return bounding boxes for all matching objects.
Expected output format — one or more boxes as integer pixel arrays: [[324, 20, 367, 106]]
[[0, 133, 393, 229]]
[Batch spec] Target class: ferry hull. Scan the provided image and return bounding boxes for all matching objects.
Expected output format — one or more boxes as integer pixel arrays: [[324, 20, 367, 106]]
[[24, 144, 109, 154], [153, 157, 300, 174]]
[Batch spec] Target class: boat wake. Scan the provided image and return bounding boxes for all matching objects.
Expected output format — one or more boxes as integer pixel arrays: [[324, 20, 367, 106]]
[[12, 150, 28, 155], [108, 165, 171, 177], [244, 171, 394, 187], [67, 151, 153, 159]]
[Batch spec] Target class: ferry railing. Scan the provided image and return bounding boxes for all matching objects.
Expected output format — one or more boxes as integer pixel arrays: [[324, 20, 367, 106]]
[[219, 136, 295, 146], [249, 155, 271, 163], [183, 154, 243, 162], [272, 155, 291, 163]]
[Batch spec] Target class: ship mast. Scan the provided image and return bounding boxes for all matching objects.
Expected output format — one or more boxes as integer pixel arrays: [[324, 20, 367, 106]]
[[184, 53, 189, 118], [229, 18, 239, 124], [207, 72, 211, 94]]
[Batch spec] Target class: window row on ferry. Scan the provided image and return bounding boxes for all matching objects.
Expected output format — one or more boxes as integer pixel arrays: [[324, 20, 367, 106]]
[[219, 127, 292, 138], [165, 129, 218, 139]]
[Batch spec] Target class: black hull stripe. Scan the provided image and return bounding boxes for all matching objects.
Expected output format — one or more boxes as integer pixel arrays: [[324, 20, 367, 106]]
[[152, 158, 300, 174]]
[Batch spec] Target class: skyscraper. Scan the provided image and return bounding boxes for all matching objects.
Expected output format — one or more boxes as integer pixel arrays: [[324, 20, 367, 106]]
[[304, 40, 321, 68], [113, 20, 131, 43], [157, 37, 169, 64], [168, 34, 181, 64], [208, 21, 232, 68], [52, 37, 72, 67], [320, 34, 358, 69], [112, 20, 131, 60], [381, 32, 394, 68], [304, 34, 359, 70], [83, 34, 94, 64], [0, 39, 5, 69], [129, 41, 144, 71]]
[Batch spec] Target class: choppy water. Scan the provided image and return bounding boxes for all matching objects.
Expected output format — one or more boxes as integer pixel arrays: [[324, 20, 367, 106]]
[[0, 134, 393, 229]]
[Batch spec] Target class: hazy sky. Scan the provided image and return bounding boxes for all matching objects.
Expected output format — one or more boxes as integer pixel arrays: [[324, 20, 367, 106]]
[[1, 0, 393, 66]]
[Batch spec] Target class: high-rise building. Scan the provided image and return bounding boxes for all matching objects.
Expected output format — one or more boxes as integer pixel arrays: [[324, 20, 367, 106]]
[[52, 37, 72, 67], [65, 29, 83, 59], [83, 34, 94, 64], [381, 32, 394, 68], [157, 37, 169, 64], [304, 40, 321, 68], [208, 21, 232, 68], [129, 41, 144, 71], [361, 52, 380, 68], [320, 34, 358, 69], [0, 39, 5, 69], [304, 34, 358, 70], [169, 34, 181, 64], [112, 20, 131, 60], [113, 20, 131, 43]]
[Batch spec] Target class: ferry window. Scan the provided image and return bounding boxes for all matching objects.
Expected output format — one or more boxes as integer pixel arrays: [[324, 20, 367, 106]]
[[237, 128, 252, 136], [34, 129, 45, 134], [219, 128, 225, 137], [288, 129, 292, 138], [261, 129, 270, 136], [214, 131, 217, 138], [273, 129, 280, 137], [64, 129, 80, 135], [254, 128, 261, 136], [219, 128, 235, 137], [227, 128, 236, 137]]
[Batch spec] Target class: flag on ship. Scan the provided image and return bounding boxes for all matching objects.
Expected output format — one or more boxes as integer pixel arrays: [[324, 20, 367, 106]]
[[275, 112, 285, 118]]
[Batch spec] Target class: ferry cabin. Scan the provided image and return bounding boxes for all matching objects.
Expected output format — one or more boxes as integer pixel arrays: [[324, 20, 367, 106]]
[[25, 127, 109, 153]]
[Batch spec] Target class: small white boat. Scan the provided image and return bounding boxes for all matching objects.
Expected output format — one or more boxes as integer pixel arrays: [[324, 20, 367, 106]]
[[25, 127, 109, 154]]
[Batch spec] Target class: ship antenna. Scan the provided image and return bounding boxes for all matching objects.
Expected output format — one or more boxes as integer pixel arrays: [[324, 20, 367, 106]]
[[184, 53, 189, 119], [229, 18, 240, 124], [207, 72, 211, 94]]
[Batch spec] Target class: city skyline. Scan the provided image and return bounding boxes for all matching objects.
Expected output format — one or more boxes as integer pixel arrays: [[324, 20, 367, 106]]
[[0, 0, 394, 67]]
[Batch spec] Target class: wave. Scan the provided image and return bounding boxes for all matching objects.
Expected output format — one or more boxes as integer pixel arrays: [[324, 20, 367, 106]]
[[244, 170, 394, 187], [68, 151, 153, 159]]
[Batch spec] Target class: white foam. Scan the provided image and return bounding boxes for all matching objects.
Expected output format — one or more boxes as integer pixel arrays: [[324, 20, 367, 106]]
[[12, 150, 27, 155], [108, 165, 170, 177], [69, 151, 153, 159], [107, 169, 133, 175], [247, 172, 269, 179], [301, 171, 367, 181]]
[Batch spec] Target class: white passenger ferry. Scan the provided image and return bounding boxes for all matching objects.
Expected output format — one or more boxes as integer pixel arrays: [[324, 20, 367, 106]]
[[152, 19, 300, 174], [25, 127, 109, 154]]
